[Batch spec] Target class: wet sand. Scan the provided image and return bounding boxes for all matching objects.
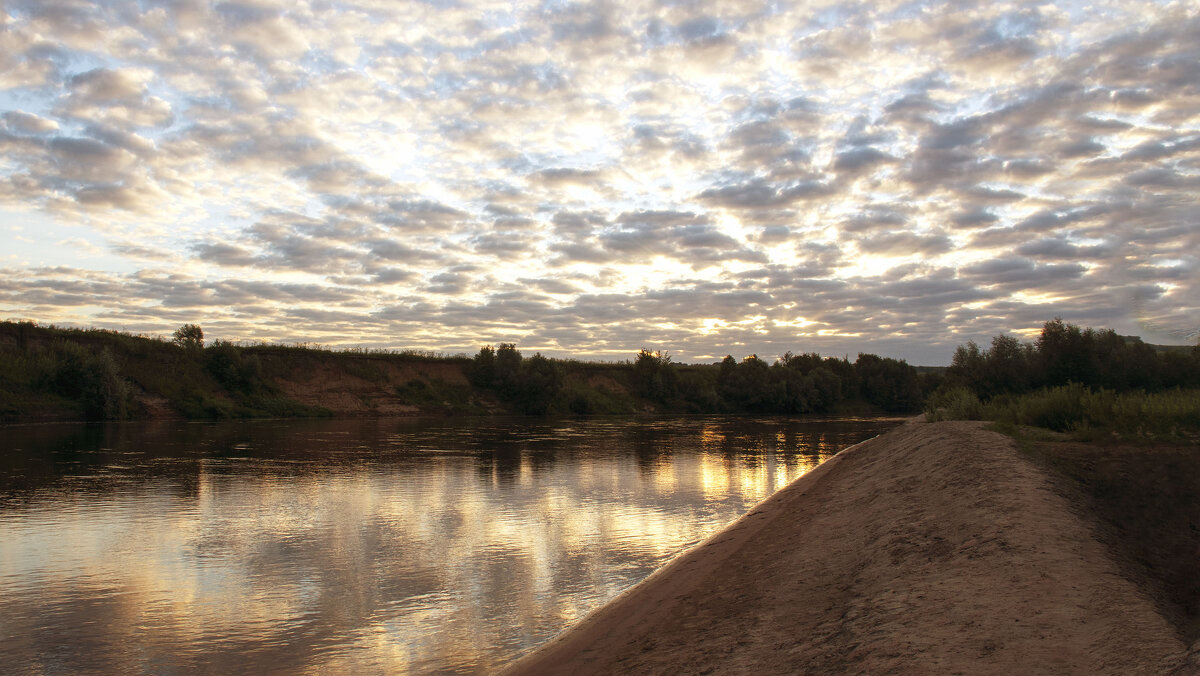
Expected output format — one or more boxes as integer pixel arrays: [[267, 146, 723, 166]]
[[503, 420, 1190, 675]]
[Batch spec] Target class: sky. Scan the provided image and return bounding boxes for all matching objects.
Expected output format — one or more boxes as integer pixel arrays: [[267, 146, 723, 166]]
[[1, 0, 1197, 365]]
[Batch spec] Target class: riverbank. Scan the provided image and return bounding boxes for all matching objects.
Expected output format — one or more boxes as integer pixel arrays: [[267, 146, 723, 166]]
[[0, 320, 924, 422], [504, 420, 1194, 674]]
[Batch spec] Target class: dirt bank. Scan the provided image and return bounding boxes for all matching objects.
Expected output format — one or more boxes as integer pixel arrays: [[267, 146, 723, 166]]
[[504, 420, 1191, 675], [269, 358, 471, 416]]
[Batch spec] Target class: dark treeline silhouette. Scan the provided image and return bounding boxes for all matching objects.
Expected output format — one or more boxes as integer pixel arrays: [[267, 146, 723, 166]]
[[945, 318, 1200, 399], [469, 344, 925, 415], [5, 318, 1196, 423]]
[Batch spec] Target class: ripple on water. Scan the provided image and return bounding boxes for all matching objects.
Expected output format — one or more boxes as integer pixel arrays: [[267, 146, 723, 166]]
[[0, 415, 899, 673]]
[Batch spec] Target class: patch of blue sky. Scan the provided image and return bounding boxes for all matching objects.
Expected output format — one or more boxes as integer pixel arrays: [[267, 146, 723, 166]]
[[989, 9, 1046, 39], [52, 46, 114, 83], [0, 207, 139, 273], [298, 48, 347, 76], [874, 0, 934, 24], [927, 89, 998, 126], [0, 85, 50, 115]]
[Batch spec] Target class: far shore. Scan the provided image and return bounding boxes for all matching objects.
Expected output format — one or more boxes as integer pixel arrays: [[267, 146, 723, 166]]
[[503, 420, 1195, 674]]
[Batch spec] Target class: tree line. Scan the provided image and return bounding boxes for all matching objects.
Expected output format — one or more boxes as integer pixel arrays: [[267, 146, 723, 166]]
[[4, 318, 1197, 422], [930, 319, 1200, 439], [469, 344, 926, 415], [944, 318, 1200, 400]]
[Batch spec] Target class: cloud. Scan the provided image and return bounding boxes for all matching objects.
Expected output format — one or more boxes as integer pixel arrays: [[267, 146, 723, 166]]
[[856, 231, 953, 256], [48, 137, 138, 180], [832, 147, 895, 173], [0, 0, 1196, 363], [697, 178, 832, 209], [951, 208, 999, 229], [2, 111, 60, 134], [529, 167, 604, 187], [192, 242, 259, 267], [960, 257, 1087, 287], [1016, 237, 1111, 260], [68, 68, 149, 104]]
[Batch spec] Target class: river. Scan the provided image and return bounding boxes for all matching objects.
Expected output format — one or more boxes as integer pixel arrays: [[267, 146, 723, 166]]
[[0, 415, 900, 674]]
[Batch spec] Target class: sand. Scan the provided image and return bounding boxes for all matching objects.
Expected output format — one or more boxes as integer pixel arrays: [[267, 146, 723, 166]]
[[502, 420, 1191, 675]]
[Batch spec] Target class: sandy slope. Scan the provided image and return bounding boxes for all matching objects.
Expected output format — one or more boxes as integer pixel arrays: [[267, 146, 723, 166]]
[[502, 420, 1189, 675]]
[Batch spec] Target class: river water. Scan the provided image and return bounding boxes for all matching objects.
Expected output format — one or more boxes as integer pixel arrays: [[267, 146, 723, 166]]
[[0, 415, 900, 674]]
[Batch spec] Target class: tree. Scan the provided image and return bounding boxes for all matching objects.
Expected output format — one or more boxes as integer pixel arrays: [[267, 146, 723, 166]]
[[948, 340, 985, 392], [633, 349, 678, 403], [494, 343, 523, 396], [806, 366, 842, 411], [469, 345, 497, 387], [717, 354, 777, 412], [173, 324, 204, 351], [855, 353, 921, 412], [774, 352, 847, 413], [972, 334, 1034, 399], [1037, 318, 1096, 387], [517, 353, 562, 414], [777, 351, 823, 374]]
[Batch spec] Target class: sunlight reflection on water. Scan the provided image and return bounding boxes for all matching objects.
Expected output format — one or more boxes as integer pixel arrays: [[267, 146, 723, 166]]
[[0, 415, 899, 674]]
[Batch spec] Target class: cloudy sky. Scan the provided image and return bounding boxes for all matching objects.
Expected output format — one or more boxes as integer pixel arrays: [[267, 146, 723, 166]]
[[1, 0, 1197, 364]]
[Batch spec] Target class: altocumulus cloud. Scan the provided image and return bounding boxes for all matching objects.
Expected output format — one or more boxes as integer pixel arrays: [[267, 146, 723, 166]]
[[1, 0, 1197, 363]]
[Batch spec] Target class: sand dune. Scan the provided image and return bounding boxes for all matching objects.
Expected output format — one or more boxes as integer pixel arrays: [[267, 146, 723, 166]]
[[503, 420, 1189, 675]]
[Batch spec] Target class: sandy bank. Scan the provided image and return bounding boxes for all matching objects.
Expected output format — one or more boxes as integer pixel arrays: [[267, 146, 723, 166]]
[[503, 420, 1190, 675]]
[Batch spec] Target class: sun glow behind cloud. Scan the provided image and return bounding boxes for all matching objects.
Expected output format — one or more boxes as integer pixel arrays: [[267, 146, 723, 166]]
[[0, 0, 1197, 363]]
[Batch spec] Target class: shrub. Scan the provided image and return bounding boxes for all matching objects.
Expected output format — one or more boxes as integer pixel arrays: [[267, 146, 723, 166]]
[[925, 386, 984, 422], [48, 342, 131, 419]]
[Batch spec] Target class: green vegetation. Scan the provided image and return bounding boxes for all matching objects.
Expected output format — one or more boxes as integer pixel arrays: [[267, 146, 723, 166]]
[[0, 320, 930, 421], [0, 338, 132, 420], [393, 378, 480, 414], [0, 321, 330, 421], [172, 323, 205, 351], [928, 318, 1200, 440], [8, 316, 1193, 427], [467, 344, 923, 417], [927, 385, 1200, 441], [468, 343, 562, 414], [943, 319, 1198, 397], [925, 319, 1200, 641]]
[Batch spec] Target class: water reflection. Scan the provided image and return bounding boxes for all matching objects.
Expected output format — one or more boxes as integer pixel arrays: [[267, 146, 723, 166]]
[[0, 416, 900, 674]]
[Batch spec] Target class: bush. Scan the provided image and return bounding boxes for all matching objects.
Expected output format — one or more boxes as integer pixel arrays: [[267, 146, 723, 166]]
[[47, 342, 131, 420], [205, 340, 263, 392], [925, 386, 984, 422]]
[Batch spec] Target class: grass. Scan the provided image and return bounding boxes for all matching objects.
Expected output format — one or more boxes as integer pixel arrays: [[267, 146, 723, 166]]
[[929, 381, 1200, 644], [393, 378, 482, 413], [927, 384, 1200, 443]]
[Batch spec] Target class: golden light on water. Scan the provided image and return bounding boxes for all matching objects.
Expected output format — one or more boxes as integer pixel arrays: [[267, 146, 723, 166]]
[[0, 417, 895, 673]]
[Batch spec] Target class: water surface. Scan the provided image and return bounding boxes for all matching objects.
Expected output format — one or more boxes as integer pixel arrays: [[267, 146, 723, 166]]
[[0, 415, 899, 674]]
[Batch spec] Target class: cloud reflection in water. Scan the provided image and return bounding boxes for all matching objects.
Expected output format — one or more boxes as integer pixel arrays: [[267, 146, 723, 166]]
[[0, 416, 898, 673]]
